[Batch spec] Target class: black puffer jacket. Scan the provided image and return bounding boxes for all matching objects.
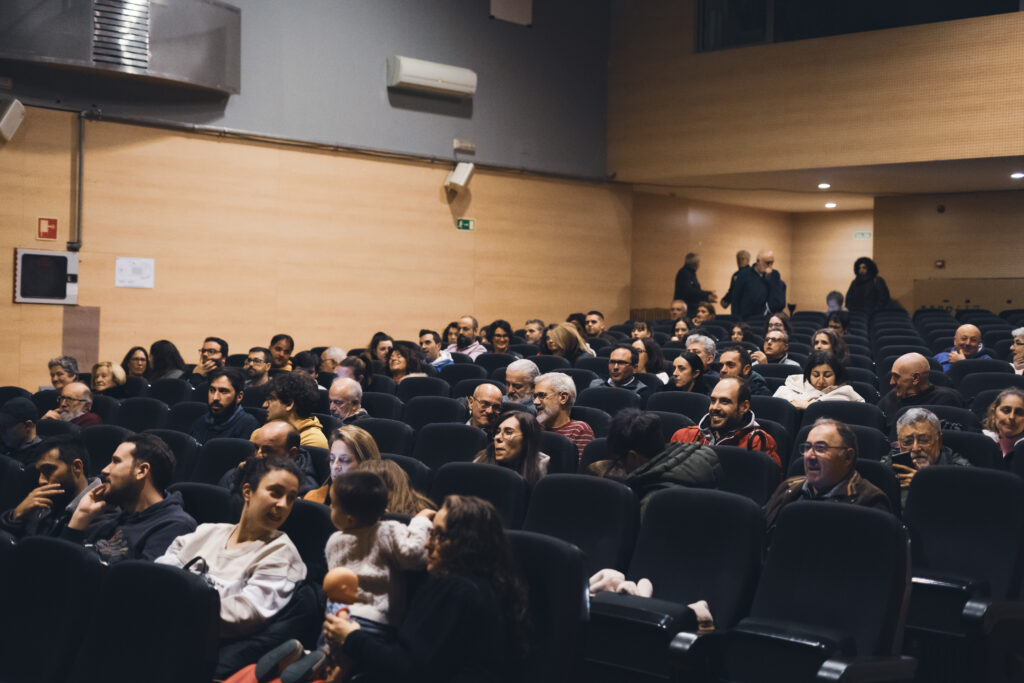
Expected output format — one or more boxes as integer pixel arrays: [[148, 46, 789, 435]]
[[591, 442, 722, 514]]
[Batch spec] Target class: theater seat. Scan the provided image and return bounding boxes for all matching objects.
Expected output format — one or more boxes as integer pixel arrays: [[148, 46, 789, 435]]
[[646, 392, 711, 424], [800, 400, 886, 431], [451, 378, 506, 399], [113, 396, 170, 432], [146, 428, 201, 482], [190, 437, 256, 485], [358, 417, 415, 456], [402, 396, 467, 431], [383, 453, 433, 494], [539, 430, 580, 473], [576, 386, 642, 416], [714, 445, 782, 506], [569, 405, 611, 438], [168, 481, 238, 524], [361, 391, 404, 420], [168, 401, 209, 434], [411, 423, 487, 471], [429, 462, 528, 528], [396, 376, 451, 401], [148, 378, 195, 406]]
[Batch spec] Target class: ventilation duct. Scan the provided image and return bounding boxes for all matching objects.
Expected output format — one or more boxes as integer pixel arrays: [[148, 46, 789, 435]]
[[0, 0, 240, 94]]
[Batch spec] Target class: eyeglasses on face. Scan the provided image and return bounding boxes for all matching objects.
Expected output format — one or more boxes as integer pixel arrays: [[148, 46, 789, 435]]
[[798, 441, 846, 456]]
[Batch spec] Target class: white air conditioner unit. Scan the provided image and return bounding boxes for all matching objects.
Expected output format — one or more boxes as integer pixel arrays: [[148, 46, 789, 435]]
[[386, 55, 477, 98]]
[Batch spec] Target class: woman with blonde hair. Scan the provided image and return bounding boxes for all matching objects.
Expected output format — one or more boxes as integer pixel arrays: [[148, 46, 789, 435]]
[[545, 322, 594, 363], [91, 361, 127, 397], [305, 425, 382, 504], [355, 459, 436, 516]]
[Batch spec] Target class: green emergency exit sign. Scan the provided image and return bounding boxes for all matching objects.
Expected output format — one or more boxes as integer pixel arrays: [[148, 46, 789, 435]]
[[456, 218, 475, 231]]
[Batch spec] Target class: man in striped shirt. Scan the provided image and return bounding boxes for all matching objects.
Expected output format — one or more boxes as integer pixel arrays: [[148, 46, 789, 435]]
[[534, 372, 594, 461]]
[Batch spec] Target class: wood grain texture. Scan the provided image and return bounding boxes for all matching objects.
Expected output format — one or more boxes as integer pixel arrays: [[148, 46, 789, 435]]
[[790, 210, 874, 312]]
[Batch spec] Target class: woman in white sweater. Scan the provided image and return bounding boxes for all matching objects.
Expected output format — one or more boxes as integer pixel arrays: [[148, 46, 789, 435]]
[[773, 350, 865, 410], [156, 456, 307, 638]]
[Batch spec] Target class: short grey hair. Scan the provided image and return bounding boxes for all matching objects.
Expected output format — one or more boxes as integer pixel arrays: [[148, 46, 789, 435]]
[[331, 376, 362, 399], [1013, 327, 1024, 339], [506, 358, 540, 381], [687, 334, 717, 358], [48, 356, 79, 376], [536, 372, 576, 407], [896, 407, 941, 434], [322, 346, 346, 362], [766, 330, 789, 343]]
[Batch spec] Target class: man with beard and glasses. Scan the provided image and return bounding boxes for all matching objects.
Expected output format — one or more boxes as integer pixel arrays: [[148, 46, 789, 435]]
[[189, 367, 260, 443], [589, 345, 653, 403], [61, 433, 195, 563], [504, 359, 539, 412], [534, 372, 593, 461], [329, 377, 368, 425], [444, 315, 488, 360], [242, 346, 273, 406], [670, 376, 780, 466], [190, 336, 229, 384], [41, 382, 102, 428], [0, 435, 102, 538]]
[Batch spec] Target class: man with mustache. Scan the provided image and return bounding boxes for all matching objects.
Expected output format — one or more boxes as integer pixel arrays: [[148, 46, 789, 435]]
[[444, 315, 488, 360], [669, 376, 779, 466]]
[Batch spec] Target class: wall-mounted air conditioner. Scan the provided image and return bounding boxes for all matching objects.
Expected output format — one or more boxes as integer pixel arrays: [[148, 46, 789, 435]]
[[386, 55, 477, 98]]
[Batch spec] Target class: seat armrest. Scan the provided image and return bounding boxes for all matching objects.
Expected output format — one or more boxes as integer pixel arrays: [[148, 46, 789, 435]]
[[816, 655, 917, 683], [669, 630, 723, 680], [963, 598, 1024, 636], [590, 591, 696, 631], [733, 617, 856, 656]]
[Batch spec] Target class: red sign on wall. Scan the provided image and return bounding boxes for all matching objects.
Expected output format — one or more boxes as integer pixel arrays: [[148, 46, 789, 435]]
[[37, 218, 57, 241]]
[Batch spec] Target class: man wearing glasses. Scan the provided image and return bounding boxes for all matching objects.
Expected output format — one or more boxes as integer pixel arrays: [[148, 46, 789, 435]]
[[589, 345, 653, 404], [880, 408, 970, 507], [763, 418, 890, 530], [750, 330, 800, 367], [42, 382, 102, 428], [189, 336, 228, 383]]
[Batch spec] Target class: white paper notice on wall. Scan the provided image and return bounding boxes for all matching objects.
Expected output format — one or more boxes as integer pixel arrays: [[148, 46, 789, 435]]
[[115, 257, 155, 289], [490, 0, 532, 26]]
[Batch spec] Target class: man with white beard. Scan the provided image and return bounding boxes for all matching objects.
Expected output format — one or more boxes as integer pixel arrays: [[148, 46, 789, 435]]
[[41, 382, 102, 428], [533, 372, 593, 461]]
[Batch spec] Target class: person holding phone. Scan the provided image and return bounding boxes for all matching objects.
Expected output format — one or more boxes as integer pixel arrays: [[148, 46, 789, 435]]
[[881, 408, 971, 507]]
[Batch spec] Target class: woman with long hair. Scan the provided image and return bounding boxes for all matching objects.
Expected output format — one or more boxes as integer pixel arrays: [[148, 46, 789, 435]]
[[148, 340, 187, 381], [810, 327, 850, 366], [665, 351, 711, 395], [121, 346, 150, 379], [355, 459, 436, 516], [545, 322, 594, 364], [632, 337, 671, 384], [773, 350, 863, 410], [305, 425, 382, 505], [386, 344, 423, 384], [474, 410, 549, 485], [487, 319, 519, 357], [323, 495, 528, 682]]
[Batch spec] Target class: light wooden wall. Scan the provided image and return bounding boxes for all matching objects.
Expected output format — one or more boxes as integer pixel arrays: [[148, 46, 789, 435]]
[[630, 192, 794, 314], [1, 108, 633, 389], [874, 191, 1024, 311], [789, 210, 874, 312], [609, 4, 1024, 182]]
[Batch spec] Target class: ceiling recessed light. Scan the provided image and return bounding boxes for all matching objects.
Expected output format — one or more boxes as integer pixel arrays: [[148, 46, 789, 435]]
[[817, 183, 831, 189], [1011, 172, 1024, 180], [825, 202, 837, 209]]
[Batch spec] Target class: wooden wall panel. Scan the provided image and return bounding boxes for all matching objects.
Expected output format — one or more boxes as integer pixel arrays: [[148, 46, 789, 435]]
[[630, 192, 794, 314], [609, 4, 1024, 182], [789, 211, 874, 312], [874, 191, 1024, 311]]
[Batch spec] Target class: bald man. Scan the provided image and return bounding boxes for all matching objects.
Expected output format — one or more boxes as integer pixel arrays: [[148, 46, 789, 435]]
[[878, 353, 962, 433], [467, 383, 504, 432], [934, 324, 991, 372], [221, 420, 318, 493], [728, 249, 786, 319]]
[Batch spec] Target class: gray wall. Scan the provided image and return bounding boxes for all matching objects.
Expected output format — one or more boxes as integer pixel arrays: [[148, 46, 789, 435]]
[[8, 0, 610, 178]]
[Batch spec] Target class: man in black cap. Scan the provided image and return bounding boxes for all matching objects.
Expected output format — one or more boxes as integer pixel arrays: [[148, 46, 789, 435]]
[[0, 397, 42, 464]]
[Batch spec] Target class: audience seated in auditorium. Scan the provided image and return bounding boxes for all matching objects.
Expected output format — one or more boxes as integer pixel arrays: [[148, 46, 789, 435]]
[[546, 322, 595, 362], [632, 338, 671, 385], [0, 434, 101, 538], [522, 318, 545, 346], [445, 316, 487, 360], [468, 383, 504, 432], [670, 317, 693, 342], [269, 333, 295, 372], [845, 256, 890, 314], [935, 323, 991, 372], [982, 388, 1024, 461], [665, 351, 711, 395], [584, 310, 619, 347], [880, 408, 970, 507], [157, 456, 305, 641], [386, 344, 425, 385], [750, 329, 800, 367], [590, 344, 654, 401], [811, 327, 849, 365], [589, 408, 721, 514], [367, 332, 395, 373], [291, 351, 325, 388], [1011, 328, 1024, 375], [323, 495, 526, 683], [265, 371, 328, 449], [62, 433, 196, 562], [720, 249, 750, 311], [729, 249, 786, 319], [190, 336, 229, 383], [42, 381, 102, 428], [190, 368, 260, 443], [121, 345, 150, 379], [718, 347, 772, 396], [0, 397, 41, 462], [674, 252, 718, 312], [91, 361, 127, 398], [486, 319, 520, 358], [319, 346, 346, 375], [671, 376, 780, 466], [243, 346, 273, 405], [306, 425, 381, 505], [762, 418, 889, 531], [533, 371, 594, 460], [221, 420, 317, 494], [149, 339, 187, 381], [504, 358, 539, 409], [354, 459, 436, 515], [773, 351, 864, 410], [329, 377, 368, 425], [669, 299, 688, 321], [878, 353, 962, 433], [48, 355, 79, 390], [730, 322, 753, 343], [686, 335, 719, 380], [692, 301, 717, 326], [474, 410, 548, 485], [419, 329, 453, 370]]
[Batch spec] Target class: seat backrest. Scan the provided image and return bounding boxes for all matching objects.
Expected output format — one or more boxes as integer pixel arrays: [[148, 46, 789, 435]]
[[148, 378, 195, 406], [939, 429, 1001, 469], [358, 417, 415, 456], [948, 358, 1015, 387], [579, 437, 609, 472], [168, 400, 209, 434], [523, 473, 639, 574], [279, 499, 336, 585], [474, 352, 517, 373], [167, 481, 238, 524], [383, 453, 433, 494], [146, 428, 201, 482], [361, 391, 404, 420], [31, 389, 60, 415], [749, 396, 799, 435], [713, 445, 782, 506], [0, 385, 31, 404], [90, 394, 121, 424], [629, 488, 763, 627], [539, 430, 579, 474], [429, 463, 528, 527], [396, 376, 452, 402], [754, 364, 803, 379], [906, 467, 1024, 600], [574, 355, 609, 377], [645, 391, 711, 423], [451, 378, 506, 399], [576, 386, 641, 416], [893, 404, 981, 435], [793, 423, 890, 464], [411, 423, 488, 470], [800, 400, 885, 431], [113, 396, 170, 432], [80, 423, 131, 476], [562, 368, 602, 396], [507, 530, 587, 683], [957, 371, 1024, 401], [36, 417, 81, 438], [751, 503, 909, 656], [440, 362, 488, 385], [530, 355, 572, 373], [367, 374, 397, 395], [568, 405, 611, 438], [648, 410, 695, 442], [403, 396, 468, 432], [191, 437, 256, 485]]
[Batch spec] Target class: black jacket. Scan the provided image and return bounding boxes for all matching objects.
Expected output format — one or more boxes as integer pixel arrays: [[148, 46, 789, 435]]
[[674, 266, 713, 311], [730, 267, 786, 319], [846, 257, 891, 313]]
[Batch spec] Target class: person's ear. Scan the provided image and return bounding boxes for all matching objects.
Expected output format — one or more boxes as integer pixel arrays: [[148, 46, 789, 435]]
[[241, 482, 252, 504], [235, 390, 243, 405], [739, 400, 750, 414], [71, 459, 84, 477], [135, 460, 150, 482]]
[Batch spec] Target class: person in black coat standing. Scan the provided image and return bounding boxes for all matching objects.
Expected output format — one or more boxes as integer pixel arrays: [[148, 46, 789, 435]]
[[674, 252, 718, 313], [845, 257, 891, 314]]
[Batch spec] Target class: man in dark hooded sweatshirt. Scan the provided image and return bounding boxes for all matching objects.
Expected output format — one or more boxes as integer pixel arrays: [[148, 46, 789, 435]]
[[189, 367, 260, 443], [845, 257, 891, 314]]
